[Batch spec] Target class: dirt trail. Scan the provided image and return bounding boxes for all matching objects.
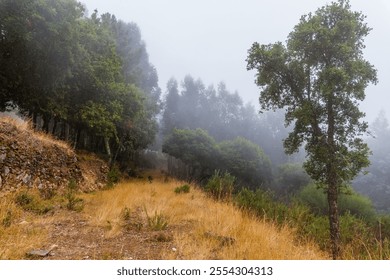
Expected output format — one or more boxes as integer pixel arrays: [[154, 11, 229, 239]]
[[40, 210, 174, 260]]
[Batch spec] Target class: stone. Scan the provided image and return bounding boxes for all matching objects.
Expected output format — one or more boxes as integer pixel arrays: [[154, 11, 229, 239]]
[[4, 166, 10, 176], [26, 245, 58, 258]]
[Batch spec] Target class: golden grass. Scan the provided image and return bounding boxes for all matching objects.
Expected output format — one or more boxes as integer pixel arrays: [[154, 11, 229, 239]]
[[0, 192, 48, 259], [82, 173, 328, 260], [0, 170, 327, 259]]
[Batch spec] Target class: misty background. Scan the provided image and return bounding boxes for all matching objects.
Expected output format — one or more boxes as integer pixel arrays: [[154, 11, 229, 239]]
[[81, 0, 390, 122]]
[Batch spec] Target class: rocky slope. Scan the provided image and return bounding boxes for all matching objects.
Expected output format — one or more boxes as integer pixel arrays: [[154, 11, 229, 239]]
[[0, 117, 108, 194]]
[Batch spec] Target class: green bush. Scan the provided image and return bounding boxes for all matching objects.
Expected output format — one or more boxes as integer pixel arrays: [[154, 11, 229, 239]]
[[297, 183, 376, 221], [107, 165, 121, 187], [1, 210, 12, 228], [174, 184, 190, 194], [65, 180, 84, 211], [15, 191, 53, 215], [144, 208, 168, 231], [205, 171, 235, 201]]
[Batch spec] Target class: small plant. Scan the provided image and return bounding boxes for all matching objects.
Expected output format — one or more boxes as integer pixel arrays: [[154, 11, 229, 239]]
[[15, 192, 33, 207], [15, 191, 53, 214], [107, 165, 121, 188], [174, 184, 190, 194], [65, 179, 84, 211], [121, 207, 131, 221], [1, 210, 12, 228], [205, 171, 235, 201], [39, 187, 56, 200], [144, 207, 168, 231]]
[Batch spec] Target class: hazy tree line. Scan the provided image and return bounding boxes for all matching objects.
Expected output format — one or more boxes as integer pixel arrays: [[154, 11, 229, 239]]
[[354, 111, 390, 212], [159, 75, 308, 190], [0, 0, 160, 165]]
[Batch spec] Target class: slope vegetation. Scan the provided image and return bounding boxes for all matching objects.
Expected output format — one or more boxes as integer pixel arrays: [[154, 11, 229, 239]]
[[0, 116, 326, 259]]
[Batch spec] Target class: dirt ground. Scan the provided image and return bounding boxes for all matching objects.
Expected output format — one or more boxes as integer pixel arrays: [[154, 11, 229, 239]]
[[37, 210, 175, 260]]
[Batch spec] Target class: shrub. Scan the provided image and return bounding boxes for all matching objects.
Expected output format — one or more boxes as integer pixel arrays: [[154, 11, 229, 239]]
[[65, 180, 84, 211], [174, 184, 190, 194], [144, 208, 168, 231], [107, 165, 121, 187], [297, 183, 376, 221], [15, 191, 53, 215], [1, 210, 12, 228], [205, 171, 235, 201]]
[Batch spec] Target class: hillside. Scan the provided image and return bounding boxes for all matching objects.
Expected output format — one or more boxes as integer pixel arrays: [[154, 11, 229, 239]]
[[0, 116, 326, 259], [0, 117, 108, 194]]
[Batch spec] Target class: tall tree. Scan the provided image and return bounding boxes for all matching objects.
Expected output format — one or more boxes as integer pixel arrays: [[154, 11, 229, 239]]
[[247, 0, 377, 259]]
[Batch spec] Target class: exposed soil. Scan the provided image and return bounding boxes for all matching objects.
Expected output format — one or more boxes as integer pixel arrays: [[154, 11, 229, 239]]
[[33, 210, 176, 260]]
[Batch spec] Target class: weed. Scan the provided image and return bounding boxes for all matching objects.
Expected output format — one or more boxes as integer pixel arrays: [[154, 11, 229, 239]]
[[121, 207, 131, 221], [39, 187, 56, 200], [15, 192, 33, 207], [15, 191, 53, 214], [65, 180, 84, 211], [107, 165, 121, 188], [144, 207, 168, 231], [1, 210, 12, 228], [205, 171, 235, 201], [174, 184, 190, 194]]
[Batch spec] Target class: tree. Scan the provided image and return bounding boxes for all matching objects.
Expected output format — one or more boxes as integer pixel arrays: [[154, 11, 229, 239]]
[[218, 137, 272, 188], [247, 0, 377, 259]]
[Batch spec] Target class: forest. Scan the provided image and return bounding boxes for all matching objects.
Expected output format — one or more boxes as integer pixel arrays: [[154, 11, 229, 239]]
[[1, 0, 390, 259]]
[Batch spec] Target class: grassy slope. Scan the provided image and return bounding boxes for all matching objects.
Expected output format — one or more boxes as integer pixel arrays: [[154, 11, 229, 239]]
[[0, 172, 328, 259], [0, 116, 326, 259], [81, 172, 327, 259]]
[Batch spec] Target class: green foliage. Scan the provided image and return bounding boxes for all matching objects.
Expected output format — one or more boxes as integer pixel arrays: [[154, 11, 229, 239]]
[[218, 137, 272, 187], [163, 128, 218, 175], [205, 171, 235, 201], [163, 128, 271, 188], [65, 180, 84, 211], [275, 163, 311, 196], [297, 184, 376, 221], [15, 191, 53, 215], [247, 0, 377, 259], [0, 1, 160, 164], [144, 208, 168, 231], [1, 210, 12, 228], [174, 184, 190, 194], [235, 188, 290, 225], [107, 165, 121, 188]]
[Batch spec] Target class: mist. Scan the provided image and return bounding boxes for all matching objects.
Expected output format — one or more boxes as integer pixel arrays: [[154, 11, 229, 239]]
[[81, 0, 390, 122]]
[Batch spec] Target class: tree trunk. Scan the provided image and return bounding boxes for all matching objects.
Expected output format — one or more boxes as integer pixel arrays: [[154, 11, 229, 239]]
[[327, 180, 340, 259], [104, 136, 112, 165], [326, 93, 341, 260]]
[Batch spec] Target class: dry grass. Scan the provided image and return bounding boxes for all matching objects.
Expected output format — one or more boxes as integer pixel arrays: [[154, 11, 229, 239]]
[[0, 170, 327, 259], [0, 192, 48, 259], [82, 172, 327, 260]]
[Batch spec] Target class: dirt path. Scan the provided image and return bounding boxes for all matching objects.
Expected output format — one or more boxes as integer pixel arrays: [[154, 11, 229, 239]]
[[40, 211, 175, 260]]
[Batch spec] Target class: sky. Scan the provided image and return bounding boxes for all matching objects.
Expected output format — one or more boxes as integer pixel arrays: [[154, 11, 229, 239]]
[[80, 0, 390, 122]]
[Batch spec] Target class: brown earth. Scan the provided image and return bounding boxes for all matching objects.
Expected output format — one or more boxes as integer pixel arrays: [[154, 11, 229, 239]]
[[0, 117, 108, 195]]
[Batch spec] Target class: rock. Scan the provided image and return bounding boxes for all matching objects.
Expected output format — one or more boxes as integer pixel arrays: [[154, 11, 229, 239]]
[[26, 245, 58, 258], [4, 166, 10, 176], [0, 152, 6, 162]]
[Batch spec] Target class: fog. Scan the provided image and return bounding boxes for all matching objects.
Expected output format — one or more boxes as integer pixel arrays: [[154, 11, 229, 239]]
[[81, 0, 390, 121]]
